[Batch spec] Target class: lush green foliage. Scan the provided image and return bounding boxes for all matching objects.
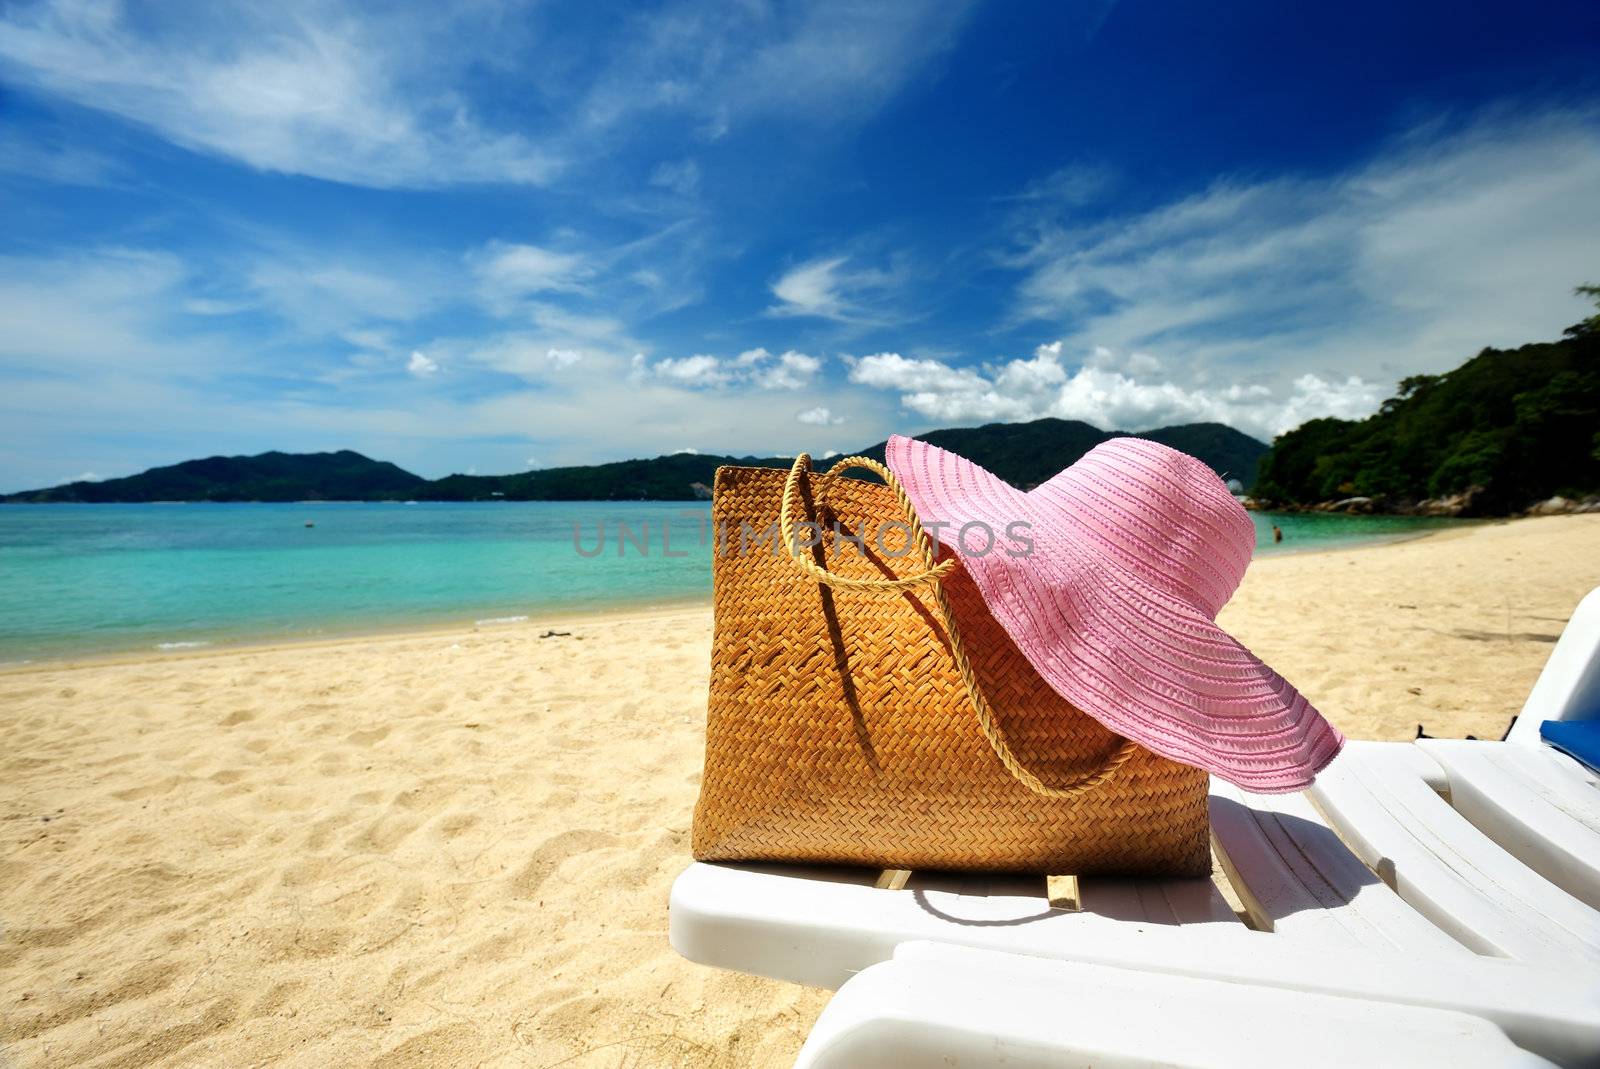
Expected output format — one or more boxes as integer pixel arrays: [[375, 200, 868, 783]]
[[1254, 330, 1600, 512], [1568, 283, 1600, 338], [1, 421, 1267, 503]]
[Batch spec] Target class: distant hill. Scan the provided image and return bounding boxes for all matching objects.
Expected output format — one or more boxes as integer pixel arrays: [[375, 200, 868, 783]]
[[1253, 329, 1599, 514], [835, 419, 1264, 490], [0, 450, 427, 503], [0, 420, 1268, 503]]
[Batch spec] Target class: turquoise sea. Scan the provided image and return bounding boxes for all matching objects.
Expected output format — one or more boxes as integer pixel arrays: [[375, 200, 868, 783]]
[[0, 502, 1467, 663]]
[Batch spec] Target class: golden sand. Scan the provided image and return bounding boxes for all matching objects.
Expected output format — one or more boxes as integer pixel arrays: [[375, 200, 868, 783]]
[[2, 513, 1597, 1067]]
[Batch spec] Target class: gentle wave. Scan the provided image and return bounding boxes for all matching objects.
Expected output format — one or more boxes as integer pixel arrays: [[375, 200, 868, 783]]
[[474, 615, 529, 626], [155, 640, 211, 650]]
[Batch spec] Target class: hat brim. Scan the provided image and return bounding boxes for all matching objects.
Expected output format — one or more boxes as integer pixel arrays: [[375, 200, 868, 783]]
[[886, 435, 1343, 793]]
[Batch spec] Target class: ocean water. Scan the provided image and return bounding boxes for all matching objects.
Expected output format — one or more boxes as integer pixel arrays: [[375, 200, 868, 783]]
[[0, 501, 1465, 663]]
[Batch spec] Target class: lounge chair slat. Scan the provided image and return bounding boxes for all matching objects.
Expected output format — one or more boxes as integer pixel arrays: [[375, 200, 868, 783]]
[[1209, 781, 1470, 954], [1076, 873, 1238, 925], [669, 860, 1242, 991], [1309, 742, 1600, 964], [1417, 740, 1600, 910], [1472, 744, 1600, 831], [795, 942, 1559, 1069]]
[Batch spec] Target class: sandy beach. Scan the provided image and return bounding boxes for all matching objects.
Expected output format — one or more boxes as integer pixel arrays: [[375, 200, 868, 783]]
[[3, 513, 1598, 1067]]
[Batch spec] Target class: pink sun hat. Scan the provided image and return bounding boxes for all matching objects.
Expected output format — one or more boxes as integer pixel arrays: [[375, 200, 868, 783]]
[[884, 433, 1343, 793]]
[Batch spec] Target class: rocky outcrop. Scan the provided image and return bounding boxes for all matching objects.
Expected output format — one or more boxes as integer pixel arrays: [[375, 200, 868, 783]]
[[1410, 486, 1487, 517], [1524, 495, 1600, 517]]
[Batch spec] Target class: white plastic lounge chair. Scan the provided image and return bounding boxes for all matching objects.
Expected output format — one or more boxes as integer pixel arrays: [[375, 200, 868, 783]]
[[1505, 585, 1600, 749], [671, 814, 1600, 1064], [794, 942, 1557, 1069], [1417, 738, 1600, 907], [670, 587, 1600, 1066], [1307, 740, 1600, 964]]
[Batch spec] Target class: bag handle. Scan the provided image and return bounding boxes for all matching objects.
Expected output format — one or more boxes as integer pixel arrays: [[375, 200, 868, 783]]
[[779, 453, 1136, 798]]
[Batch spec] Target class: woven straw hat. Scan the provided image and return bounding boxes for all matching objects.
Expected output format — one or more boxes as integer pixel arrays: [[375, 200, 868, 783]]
[[884, 433, 1343, 793]]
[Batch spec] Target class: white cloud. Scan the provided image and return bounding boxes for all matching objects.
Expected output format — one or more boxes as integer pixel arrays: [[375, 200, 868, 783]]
[[249, 256, 445, 334], [631, 348, 823, 391], [1001, 163, 1115, 207], [767, 256, 899, 322], [1006, 108, 1600, 394], [69, 471, 102, 482], [770, 258, 850, 319], [474, 243, 591, 308], [847, 351, 989, 394], [0, 1, 557, 189], [0, 1, 983, 192], [0, 246, 209, 373], [797, 406, 844, 426], [847, 340, 1383, 440], [648, 354, 730, 388], [444, 333, 613, 383], [406, 350, 439, 377], [754, 350, 822, 390], [579, 1, 978, 137], [649, 158, 701, 196]]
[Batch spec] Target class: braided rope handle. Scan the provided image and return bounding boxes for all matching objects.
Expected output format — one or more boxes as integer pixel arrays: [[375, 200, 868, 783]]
[[779, 453, 1136, 798]]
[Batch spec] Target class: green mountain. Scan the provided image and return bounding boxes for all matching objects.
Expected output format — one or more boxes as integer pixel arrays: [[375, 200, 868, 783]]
[[841, 419, 1264, 491], [1253, 330, 1600, 513], [0, 420, 1267, 504], [0, 450, 427, 503]]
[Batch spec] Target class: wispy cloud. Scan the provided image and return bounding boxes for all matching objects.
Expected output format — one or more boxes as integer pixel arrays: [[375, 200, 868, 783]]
[[577, 0, 978, 136], [0, 0, 557, 189], [246, 254, 449, 336], [767, 255, 903, 323], [0, 246, 208, 373], [648, 158, 701, 197], [472, 243, 594, 310], [1005, 107, 1600, 391], [0, 0, 979, 191], [0, 131, 124, 186]]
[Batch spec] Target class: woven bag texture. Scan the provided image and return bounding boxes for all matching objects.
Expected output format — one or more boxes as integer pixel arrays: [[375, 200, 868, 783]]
[[691, 463, 1212, 876]]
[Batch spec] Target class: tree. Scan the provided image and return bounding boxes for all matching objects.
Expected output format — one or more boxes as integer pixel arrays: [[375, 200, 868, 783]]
[[1565, 283, 1600, 338]]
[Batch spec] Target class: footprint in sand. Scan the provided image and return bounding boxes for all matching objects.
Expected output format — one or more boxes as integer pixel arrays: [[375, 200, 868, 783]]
[[507, 829, 619, 899], [112, 776, 188, 802], [430, 811, 479, 841], [344, 810, 422, 854]]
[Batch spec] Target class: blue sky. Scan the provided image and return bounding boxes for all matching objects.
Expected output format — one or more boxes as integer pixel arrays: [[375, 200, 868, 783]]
[[2, 0, 1598, 491]]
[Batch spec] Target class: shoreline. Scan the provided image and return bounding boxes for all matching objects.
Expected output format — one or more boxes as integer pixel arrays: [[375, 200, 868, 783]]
[[0, 594, 714, 676], [0, 518, 1492, 673], [1249, 515, 1496, 558]]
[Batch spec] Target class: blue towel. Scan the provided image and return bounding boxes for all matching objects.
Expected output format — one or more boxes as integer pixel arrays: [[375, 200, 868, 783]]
[[1541, 720, 1600, 774]]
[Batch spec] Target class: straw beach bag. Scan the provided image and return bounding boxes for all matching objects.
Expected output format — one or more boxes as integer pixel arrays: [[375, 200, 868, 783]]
[[690, 454, 1212, 876]]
